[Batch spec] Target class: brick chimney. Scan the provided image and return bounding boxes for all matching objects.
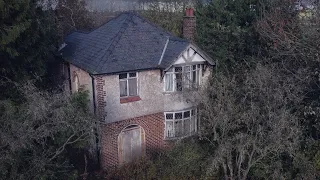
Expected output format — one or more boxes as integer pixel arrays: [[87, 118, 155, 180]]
[[183, 8, 196, 42]]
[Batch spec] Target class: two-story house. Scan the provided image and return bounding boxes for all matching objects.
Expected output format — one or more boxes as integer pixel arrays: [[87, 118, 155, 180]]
[[59, 8, 214, 169]]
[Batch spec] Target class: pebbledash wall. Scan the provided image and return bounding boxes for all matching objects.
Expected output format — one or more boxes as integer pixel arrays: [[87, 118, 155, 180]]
[[69, 64, 95, 112]]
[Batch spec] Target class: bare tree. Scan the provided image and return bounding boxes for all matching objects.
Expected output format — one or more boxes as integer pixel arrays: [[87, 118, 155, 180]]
[[200, 64, 303, 179], [0, 82, 97, 179], [55, 0, 94, 37]]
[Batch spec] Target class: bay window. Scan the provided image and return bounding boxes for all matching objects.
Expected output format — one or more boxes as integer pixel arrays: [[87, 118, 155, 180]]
[[164, 64, 201, 92], [164, 108, 198, 139]]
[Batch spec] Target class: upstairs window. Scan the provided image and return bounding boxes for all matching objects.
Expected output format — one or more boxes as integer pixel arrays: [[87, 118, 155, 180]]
[[164, 64, 201, 92], [119, 72, 138, 97], [164, 108, 198, 139]]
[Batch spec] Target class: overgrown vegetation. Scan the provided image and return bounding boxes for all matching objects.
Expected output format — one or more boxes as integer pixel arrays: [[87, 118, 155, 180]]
[[106, 0, 320, 179], [0, 83, 96, 179], [1, 0, 320, 179]]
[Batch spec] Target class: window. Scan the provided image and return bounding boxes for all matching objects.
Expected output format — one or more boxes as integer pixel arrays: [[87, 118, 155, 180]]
[[164, 108, 198, 139], [164, 64, 201, 92], [119, 72, 138, 97]]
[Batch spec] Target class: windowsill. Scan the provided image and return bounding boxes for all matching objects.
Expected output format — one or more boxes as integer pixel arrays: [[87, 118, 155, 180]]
[[164, 133, 197, 141], [120, 96, 141, 104], [162, 88, 199, 95]]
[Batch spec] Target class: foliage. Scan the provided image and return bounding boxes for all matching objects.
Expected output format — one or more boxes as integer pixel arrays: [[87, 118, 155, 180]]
[[195, 0, 262, 72], [0, 0, 57, 82], [0, 0, 59, 98], [137, 0, 198, 36], [105, 140, 209, 180], [200, 63, 302, 179], [0, 82, 96, 180], [55, 0, 94, 38]]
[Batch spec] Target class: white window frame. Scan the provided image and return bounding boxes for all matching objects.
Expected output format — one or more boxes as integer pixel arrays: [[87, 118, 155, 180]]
[[164, 108, 198, 139], [119, 72, 138, 98], [164, 64, 202, 92]]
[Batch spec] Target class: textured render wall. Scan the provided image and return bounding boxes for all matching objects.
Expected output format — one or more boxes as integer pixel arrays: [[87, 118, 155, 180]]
[[102, 69, 194, 123], [100, 113, 172, 169], [69, 64, 94, 112], [103, 70, 163, 123]]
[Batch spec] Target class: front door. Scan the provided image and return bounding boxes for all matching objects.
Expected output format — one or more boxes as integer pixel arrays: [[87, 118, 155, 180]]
[[118, 125, 145, 164]]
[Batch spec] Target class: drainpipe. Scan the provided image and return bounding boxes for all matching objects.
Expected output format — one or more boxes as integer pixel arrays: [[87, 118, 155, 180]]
[[89, 74, 100, 168]]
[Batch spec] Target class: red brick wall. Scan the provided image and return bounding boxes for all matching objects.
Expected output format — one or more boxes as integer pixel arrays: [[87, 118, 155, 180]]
[[100, 112, 170, 169], [183, 8, 196, 42], [95, 75, 107, 119]]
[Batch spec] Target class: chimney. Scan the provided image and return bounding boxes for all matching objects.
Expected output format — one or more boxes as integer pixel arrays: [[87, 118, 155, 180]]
[[183, 8, 196, 42]]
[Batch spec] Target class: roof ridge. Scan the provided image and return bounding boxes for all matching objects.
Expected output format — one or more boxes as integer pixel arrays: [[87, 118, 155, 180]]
[[95, 13, 132, 72]]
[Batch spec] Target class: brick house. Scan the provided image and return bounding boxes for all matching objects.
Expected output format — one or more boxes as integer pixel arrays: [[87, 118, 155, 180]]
[[59, 8, 214, 169]]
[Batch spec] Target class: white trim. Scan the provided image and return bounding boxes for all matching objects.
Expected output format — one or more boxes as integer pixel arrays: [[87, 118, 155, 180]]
[[164, 108, 198, 139], [163, 64, 201, 92], [158, 37, 170, 65]]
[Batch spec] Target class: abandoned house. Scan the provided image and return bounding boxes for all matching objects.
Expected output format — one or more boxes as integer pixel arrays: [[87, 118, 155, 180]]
[[59, 8, 215, 169]]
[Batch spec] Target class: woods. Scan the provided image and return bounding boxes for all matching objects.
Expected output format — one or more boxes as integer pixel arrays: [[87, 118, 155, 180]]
[[0, 0, 319, 179]]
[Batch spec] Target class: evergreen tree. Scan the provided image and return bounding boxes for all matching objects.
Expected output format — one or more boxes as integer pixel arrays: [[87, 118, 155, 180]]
[[0, 0, 59, 98], [196, 0, 261, 72]]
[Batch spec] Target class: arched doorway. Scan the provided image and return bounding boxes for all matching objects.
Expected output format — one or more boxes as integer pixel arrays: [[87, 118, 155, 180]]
[[118, 125, 145, 164]]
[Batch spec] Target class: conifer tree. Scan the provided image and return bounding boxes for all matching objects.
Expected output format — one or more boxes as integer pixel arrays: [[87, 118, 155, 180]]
[[196, 0, 261, 72]]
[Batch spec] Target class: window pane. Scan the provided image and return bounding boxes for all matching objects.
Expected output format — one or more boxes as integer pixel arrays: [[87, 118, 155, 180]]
[[196, 69, 200, 85], [183, 111, 190, 118], [192, 65, 196, 70], [175, 73, 182, 91], [184, 118, 191, 136], [175, 120, 183, 137], [175, 113, 182, 119], [120, 81, 127, 97], [192, 71, 197, 84], [166, 113, 173, 119], [165, 74, 173, 91], [175, 67, 182, 72], [119, 73, 127, 79], [166, 121, 174, 138], [191, 116, 196, 133], [129, 72, 136, 77], [128, 78, 137, 96], [185, 66, 191, 72]]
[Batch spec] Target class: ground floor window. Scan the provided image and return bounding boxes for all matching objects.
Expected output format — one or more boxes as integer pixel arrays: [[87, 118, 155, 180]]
[[164, 108, 198, 139]]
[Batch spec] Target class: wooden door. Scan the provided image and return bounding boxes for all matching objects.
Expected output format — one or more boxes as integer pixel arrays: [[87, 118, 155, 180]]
[[119, 125, 145, 164]]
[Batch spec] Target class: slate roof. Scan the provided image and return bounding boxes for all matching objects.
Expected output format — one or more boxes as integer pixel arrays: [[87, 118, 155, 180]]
[[59, 12, 193, 75]]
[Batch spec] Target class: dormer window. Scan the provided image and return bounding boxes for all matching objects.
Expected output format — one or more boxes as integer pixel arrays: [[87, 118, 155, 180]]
[[119, 72, 138, 97], [164, 64, 201, 92]]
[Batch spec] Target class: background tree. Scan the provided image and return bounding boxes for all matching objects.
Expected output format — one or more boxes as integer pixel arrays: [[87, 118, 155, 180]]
[[0, 0, 58, 99], [55, 0, 94, 38], [200, 63, 303, 179], [138, 0, 195, 36], [195, 0, 262, 72], [0, 83, 97, 179]]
